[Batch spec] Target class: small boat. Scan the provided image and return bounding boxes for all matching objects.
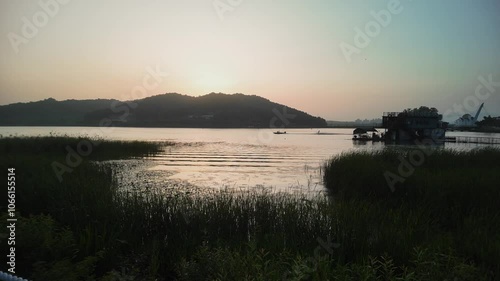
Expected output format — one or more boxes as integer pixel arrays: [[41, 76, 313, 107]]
[[273, 131, 286, 134], [352, 134, 369, 141], [352, 127, 382, 141]]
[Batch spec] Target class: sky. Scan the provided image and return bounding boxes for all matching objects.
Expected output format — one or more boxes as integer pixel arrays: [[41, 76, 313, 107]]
[[0, 0, 499, 121]]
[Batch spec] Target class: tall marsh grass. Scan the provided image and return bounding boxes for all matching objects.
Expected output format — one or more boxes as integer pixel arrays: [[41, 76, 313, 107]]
[[0, 137, 498, 280], [324, 147, 500, 277]]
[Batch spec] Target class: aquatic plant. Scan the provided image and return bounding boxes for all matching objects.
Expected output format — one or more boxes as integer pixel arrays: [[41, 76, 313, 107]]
[[0, 137, 498, 280]]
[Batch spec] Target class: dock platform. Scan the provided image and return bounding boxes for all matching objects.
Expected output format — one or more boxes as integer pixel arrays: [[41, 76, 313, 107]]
[[445, 136, 500, 145]]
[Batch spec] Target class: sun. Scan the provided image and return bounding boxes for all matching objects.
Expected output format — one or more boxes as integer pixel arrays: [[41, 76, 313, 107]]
[[194, 72, 235, 93]]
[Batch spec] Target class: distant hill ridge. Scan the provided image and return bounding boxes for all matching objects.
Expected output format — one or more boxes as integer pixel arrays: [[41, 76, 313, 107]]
[[0, 93, 327, 128]]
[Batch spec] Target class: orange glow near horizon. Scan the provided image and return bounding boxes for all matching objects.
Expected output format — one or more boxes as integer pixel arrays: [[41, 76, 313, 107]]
[[0, 1, 499, 121]]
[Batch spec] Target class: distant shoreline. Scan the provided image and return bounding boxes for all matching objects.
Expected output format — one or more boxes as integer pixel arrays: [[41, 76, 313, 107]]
[[1, 125, 499, 134], [447, 127, 500, 133], [0, 124, 329, 129]]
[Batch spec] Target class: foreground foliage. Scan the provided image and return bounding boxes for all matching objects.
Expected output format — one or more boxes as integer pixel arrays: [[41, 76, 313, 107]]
[[0, 137, 498, 280]]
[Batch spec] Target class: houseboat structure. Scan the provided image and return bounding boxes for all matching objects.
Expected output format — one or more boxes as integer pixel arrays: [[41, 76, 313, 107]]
[[382, 111, 447, 143]]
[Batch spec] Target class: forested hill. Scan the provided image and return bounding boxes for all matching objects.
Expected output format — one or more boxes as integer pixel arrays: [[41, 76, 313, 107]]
[[0, 93, 327, 128]]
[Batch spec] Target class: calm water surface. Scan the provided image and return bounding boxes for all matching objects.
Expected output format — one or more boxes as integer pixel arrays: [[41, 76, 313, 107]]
[[1, 127, 498, 191]]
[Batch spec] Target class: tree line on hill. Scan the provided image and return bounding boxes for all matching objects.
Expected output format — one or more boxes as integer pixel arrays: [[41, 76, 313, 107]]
[[0, 93, 327, 128]]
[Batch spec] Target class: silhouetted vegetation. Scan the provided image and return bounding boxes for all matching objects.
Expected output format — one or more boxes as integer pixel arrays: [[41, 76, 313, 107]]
[[1, 137, 498, 280], [327, 118, 382, 128], [0, 93, 327, 128], [324, 148, 500, 279], [402, 106, 440, 117], [0, 98, 117, 126], [477, 115, 500, 128]]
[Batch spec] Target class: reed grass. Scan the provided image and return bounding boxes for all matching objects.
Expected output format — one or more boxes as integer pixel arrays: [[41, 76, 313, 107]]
[[323, 146, 500, 277], [0, 137, 498, 280]]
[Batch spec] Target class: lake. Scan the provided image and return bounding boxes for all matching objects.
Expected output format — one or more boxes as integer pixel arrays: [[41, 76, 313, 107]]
[[1, 126, 498, 191]]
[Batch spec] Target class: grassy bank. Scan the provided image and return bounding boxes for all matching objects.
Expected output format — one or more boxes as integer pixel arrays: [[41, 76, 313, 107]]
[[1, 137, 499, 280], [324, 147, 500, 278]]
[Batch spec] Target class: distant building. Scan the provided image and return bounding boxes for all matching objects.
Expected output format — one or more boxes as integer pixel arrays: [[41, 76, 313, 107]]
[[454, 114, 475, 127], [454, 103, 484, 128], [382, 111, 447, 143]]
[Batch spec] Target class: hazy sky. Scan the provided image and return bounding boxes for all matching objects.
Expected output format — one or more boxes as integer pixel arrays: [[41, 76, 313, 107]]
[[1, 0, 499, 121]]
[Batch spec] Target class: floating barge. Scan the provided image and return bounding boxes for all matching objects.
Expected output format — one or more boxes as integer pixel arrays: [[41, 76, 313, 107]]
[[382, 111, 447, 143]]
